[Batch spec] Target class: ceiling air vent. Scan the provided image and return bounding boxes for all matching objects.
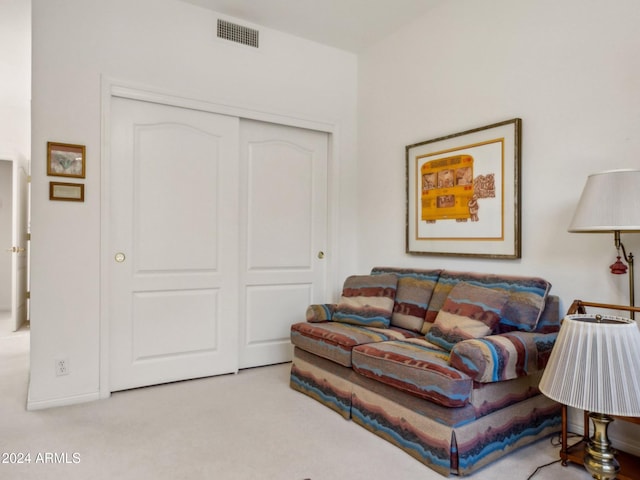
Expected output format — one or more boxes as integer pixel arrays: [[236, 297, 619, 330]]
[[217, 19, 259, 48]]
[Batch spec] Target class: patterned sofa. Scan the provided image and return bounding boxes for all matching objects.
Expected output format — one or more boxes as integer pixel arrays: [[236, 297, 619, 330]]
[[289, 267, 562, 476]]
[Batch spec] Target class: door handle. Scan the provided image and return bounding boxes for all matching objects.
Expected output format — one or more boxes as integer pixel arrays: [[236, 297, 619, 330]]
[[5, 246, 24, 253]]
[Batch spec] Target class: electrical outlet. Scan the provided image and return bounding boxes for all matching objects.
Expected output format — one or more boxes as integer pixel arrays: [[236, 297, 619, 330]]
[[55, 357, 69, 376]]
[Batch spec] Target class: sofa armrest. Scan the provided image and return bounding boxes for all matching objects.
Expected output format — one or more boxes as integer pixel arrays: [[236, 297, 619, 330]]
[[449, 331, 558, 383], [305, 304, 337, 323]]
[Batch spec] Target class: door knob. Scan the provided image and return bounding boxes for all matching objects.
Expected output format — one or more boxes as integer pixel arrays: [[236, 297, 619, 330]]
[[317, 251, 325, 259], [115, 252, 126, 263]]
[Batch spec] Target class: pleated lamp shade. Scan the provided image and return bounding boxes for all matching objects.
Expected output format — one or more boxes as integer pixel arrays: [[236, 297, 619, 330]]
[[539, 314, 640, 416]]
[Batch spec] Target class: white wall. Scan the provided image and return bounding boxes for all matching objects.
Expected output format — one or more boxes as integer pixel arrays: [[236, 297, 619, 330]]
[[358, 0, 640, 454], [30, 0, 358, 408], [0, 0, 30, 160], [0, 0, 30, 313], [358, 0, 640, 306]]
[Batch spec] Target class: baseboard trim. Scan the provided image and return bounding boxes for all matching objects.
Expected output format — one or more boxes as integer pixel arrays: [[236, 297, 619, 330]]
[[27, 391, 101, 411]]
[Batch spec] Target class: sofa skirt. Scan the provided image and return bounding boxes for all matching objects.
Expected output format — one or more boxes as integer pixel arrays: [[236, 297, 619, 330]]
[[351, 378, 561, 476], [290, 347, 356, 419], [290, 347, 561, 477]]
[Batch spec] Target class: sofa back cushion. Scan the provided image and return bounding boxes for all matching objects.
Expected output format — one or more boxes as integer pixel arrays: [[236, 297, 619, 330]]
[[524, 294, 561, 334], [426, 282, 509, 350], [333, 274, 398, 328], [425, 271, 551, 333], [371, 267, 442, 332]]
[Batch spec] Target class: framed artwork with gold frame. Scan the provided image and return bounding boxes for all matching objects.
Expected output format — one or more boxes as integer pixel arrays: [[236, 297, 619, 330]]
[[49, 182, 84, 202], [406, 118, 521, 258], [47, 142, 86, 178]]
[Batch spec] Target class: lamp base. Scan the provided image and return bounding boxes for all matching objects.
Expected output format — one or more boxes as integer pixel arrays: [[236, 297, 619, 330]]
[[584, 412, 620, 480]]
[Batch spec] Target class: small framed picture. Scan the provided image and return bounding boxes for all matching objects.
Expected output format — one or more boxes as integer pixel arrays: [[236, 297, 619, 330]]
[[49, 182, 85, 202], [47, 142, 86, 178]]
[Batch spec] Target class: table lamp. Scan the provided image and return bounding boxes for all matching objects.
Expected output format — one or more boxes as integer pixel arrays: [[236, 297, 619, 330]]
[[539, 314, 640, 480], [568, 169, 640, 318]]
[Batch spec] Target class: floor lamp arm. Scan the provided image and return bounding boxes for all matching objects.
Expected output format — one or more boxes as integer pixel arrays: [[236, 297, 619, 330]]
[[614, 230, 635, 319]]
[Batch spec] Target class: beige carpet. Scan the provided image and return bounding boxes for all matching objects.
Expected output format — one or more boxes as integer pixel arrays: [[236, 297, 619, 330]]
[[0, 328, 590, 480]]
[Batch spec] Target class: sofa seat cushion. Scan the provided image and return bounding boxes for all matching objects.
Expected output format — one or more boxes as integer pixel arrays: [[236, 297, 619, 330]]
[[352, 339, 473, 408], [290, 322, 421, 367]]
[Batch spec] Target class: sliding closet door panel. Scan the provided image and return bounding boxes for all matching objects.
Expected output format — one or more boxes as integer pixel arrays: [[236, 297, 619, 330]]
[[247, 144, 313, 269], [109, 97, 239, 391], [239, 120, 328, 368], [134, 123, 220, 273]]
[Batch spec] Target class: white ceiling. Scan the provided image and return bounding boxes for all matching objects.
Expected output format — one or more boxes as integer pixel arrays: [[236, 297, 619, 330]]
[[180, 0, 443, 52]]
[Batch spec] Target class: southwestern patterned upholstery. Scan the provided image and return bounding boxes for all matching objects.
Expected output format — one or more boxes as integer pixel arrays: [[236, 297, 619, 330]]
[[290, 267, 562, 477], [305, 303, 335, 323], [352, 338, 471, 407], [371, 267, 442, 332], [449, 330, 557, 383], [290, 321, 421, 367], [424, 270, 552, 331], [425, 282, 509, 350], [333, 274, 398, 328]]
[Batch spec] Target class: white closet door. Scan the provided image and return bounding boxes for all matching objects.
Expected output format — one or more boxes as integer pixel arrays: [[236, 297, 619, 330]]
[[11, 161, 29, 331], [239, 119, 328, 368], [109, 97, 240, 391]]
